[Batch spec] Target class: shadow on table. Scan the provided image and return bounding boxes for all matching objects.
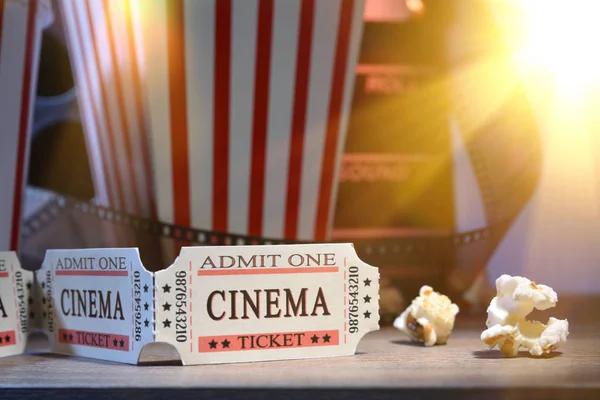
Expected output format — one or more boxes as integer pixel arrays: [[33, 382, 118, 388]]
[[390, 340, 426, 347], [472, 349, 563, 359], [35, 352, 131, 365], [138, 359, 183, 367]]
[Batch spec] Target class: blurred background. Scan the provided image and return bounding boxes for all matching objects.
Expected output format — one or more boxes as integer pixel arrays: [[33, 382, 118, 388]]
[[2, 0, 599, 324]]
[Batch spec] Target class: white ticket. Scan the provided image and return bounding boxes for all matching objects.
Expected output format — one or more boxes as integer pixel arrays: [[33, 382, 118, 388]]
[[37, 248, 154, 364], [0, 251, 32, 358], [155, 243, 379, 365]]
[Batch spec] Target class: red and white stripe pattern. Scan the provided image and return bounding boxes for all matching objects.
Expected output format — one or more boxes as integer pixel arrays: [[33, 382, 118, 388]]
[[136, 0, 364, 241], [0, 0, 46, 251], [59, 0, 156, 218]]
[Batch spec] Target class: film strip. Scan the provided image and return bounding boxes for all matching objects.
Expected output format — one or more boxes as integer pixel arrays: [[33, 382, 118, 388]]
[[21, 194, 293, 248], [445, 0, 543, 293], [452, 80, 542, 285], [21, 188, 510, 255], [18, 180, 521, 322]]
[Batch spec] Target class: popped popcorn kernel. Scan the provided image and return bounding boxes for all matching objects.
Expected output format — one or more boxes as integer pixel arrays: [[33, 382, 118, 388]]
[[481, 274, 569, 357], [393, 285, 459, 346]]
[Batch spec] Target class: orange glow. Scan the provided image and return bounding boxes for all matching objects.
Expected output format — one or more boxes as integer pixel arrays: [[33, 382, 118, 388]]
[[490, 0, 600, 98], [406, 0, 425, 15]]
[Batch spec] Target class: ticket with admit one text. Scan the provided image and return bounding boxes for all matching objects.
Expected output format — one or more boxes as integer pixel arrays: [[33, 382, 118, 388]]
[[155, 243, 379, 365], [0, 252, 32, 359], [36, 248, 155, 364]]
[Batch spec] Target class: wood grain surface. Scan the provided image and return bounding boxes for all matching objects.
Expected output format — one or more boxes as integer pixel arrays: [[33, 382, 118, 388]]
[[0, 320, 598, 399]]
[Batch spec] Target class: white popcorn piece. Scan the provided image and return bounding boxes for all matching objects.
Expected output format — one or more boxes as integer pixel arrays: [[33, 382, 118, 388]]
[[481, 274, 569, 357], [393, 285, 460, 346]]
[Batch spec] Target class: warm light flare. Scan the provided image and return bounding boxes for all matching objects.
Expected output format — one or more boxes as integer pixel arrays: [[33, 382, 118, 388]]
[[405, 0, 425, 15], [506, 0, 600, 97]]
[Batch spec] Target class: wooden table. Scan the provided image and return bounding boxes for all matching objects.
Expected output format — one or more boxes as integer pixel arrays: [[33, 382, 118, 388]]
[[0, 322, 598, 399]]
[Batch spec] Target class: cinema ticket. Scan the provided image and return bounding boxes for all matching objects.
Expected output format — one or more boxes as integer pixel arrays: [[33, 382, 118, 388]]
[[37, 248, 154, 364], [155, 243, 379, 365], [0, 252, 32, 358]]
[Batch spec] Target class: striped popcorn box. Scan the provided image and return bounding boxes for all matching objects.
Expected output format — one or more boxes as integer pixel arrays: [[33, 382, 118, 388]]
[[59, 0, 156, 218], [137, 0, 365, 241], [0, 0, 53, 251]]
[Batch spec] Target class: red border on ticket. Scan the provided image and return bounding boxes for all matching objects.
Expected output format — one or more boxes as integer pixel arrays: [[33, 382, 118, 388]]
[[59, 329, 130, 351], [198, 330, 339, 352], [197, 267, 339, 276], [0, 330, 16, 347]]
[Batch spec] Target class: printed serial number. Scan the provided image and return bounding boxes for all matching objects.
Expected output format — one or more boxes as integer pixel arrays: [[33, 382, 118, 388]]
[[15, 271, 28, 333], [175, 270, 188, 343], [347, 265, 359, 333], [133, 271, 143, 341]]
